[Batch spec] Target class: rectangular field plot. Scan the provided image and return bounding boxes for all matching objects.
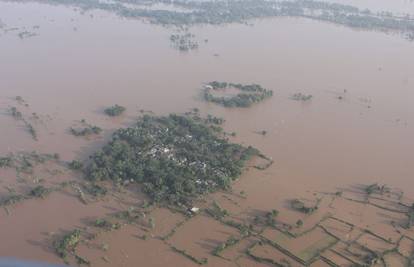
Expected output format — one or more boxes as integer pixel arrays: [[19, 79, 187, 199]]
[[76, 225, 196, 267], [309, 259, 333, 267], [383, 252, 409, 267], [168, 214, 240, 260], [248, 242, 304, 267], [147, 207, 186, 238], [368, 197, 408, 213], [262, 226, 338, 264], [329, 241, 370, 266], [320, 249, 354, 267], [219, 237, 258, 260], [356, 232, 395, 253], [398, 236, 414, 258], [319, 217, 353, 240]]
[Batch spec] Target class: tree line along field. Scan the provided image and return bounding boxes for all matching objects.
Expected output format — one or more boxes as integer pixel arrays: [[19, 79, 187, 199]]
[[18, 0, 414, 41]]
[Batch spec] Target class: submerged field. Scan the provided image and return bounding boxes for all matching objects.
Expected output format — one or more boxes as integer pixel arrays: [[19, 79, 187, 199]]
[[1, 0, 414, 266]]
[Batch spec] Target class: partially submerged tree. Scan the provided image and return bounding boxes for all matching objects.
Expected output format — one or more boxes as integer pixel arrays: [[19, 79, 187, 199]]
[[104, 104, 126, 116]]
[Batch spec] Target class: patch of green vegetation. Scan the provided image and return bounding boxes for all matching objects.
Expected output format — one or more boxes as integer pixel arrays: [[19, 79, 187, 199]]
[[5, 151, 59, 174], [53, 229, 82, 261], [0, 156, 12, 168], [170, 32, 198, 51], [222, 219, 250, 236], [265, 209, 279, 227], [86, 114, 259, 206], [113, 208, 144, 224], [407, 204, 414, 228], [291, 93, 313, 101], [0, 194, 26, 207], [68, 160, 84, 170], [94, 219, 121, 230], [205, 114, 225, 125], [255, 130, 267, 136], [8, 0, 414, 41], [70, 125, 102, 137], [74, 255, 90, 266], [366, 183, 380, 195], [0, 183, 69, 208], [291, 199, 319, 214], [148, 217, 155, 229], [84, 183, 107, 197], [26, 122, 37, 141], [18, 30, 37, 39], [203, 82, 273, 108], [212, 235, 242, 256], [29, 185, 50, 199], [206, 201, 229, 220], [365, 183, 390, 195], [104, 104, 126, 116]]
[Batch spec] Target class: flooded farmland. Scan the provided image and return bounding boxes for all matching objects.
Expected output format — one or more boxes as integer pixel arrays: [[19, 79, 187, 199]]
[[1, 0, 414, 266]]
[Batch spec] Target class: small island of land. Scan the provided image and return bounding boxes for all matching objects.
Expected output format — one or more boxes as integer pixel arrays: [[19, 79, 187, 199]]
[[85, 113, 260, 207], [104, 104, 126, 117], [203, 81, 273, 108]]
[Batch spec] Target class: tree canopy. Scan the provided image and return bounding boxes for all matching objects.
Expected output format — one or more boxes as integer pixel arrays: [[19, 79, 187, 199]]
[[85, 114, 259, 206]]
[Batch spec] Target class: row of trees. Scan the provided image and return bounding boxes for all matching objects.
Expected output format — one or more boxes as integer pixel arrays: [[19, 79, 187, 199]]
[[169, 32, 198, 51], [42, 0, 414, 40]]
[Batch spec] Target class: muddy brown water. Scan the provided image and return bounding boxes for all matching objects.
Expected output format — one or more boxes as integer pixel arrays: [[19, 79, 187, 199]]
[[1, 1, 414, 266]]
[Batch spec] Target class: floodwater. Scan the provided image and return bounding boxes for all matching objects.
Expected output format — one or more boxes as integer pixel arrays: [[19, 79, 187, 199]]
[[1, 1, 414, 266]]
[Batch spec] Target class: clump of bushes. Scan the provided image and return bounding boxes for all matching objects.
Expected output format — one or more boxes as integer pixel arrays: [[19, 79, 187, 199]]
[[1, 151, 58, 174], [94, 219, 121, 230], [366, 183, 380, 194], [170, 32, 199, 52], [203, 81, 273, 108], [104, 104, 126, 116], [53, 229, 81, 260], [26, 122, 37, 140], [0, 194, 26, 207], [84, 184, 107, 197], [206, 201, 229, 220], [212, 236, 241, 256], [70, 125, 102, 137], [30, 185, 50, 199], [205, 114, 225, 125], [265, 209, 279, 227], [0, 156, 12, 168], [291, 199, 318, 214], [68, 160, 83, 170], [365, 183, 390, 195], [291, 93, 313, 101]]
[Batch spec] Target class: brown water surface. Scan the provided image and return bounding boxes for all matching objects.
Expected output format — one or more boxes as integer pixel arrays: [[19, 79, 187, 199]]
[[1, 1, 414, 266]]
